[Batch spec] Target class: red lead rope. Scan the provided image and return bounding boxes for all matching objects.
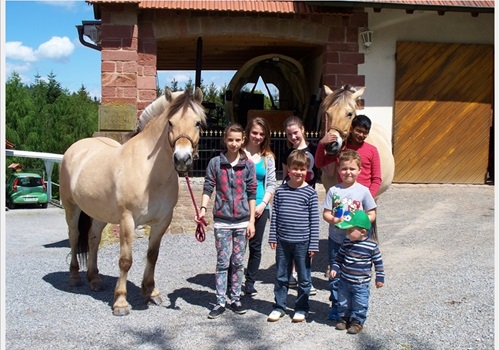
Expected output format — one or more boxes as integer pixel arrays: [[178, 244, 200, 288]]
[[184, 175, 207, 242]]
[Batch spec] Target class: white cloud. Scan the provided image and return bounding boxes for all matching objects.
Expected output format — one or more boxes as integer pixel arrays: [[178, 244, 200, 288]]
[[6, 36, 75, 64], [36, 36, 75, 62], [5, 61, 32, 76], [5, 42, 38, 62]]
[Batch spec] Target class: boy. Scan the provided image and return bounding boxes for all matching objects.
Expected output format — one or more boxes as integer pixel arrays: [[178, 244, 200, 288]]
[[315, 114, 382, 199], [267, 149, 320, 323], [331, 210, 384, 334], [322, 150, 377, 322]]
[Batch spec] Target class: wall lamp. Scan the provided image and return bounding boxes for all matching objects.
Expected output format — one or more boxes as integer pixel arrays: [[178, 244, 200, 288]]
[[360, 27, 373, 53]]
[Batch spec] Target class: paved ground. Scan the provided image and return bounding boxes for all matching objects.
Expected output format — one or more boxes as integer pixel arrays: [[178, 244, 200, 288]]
[[3, 182, 497, 350]]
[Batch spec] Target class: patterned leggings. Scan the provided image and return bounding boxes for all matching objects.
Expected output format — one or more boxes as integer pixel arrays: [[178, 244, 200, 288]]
[[214, 227, 247, 306]]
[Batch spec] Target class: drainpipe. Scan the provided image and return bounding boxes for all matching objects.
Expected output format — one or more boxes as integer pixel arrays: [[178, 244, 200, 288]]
[[195, 37, 203, 88]]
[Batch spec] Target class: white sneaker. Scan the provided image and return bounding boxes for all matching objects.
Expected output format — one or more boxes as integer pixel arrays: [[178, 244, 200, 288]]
[[310, 285, 317, 296], [267, 309, 285, 322], [292, 310, 308, 323]]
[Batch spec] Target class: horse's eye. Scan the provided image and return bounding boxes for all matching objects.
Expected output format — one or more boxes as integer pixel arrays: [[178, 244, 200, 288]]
[[168, 120, 173, 128], [196, 121, 202, 129], [347, 112, 353, 119]]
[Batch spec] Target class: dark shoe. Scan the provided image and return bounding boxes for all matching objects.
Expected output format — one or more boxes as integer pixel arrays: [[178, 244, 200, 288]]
[[347, 319, 363, 334], [244, 284, 258, 297], [208, 304, 225, 319], [335, 318, 348, 330], [230, 301, 247, 314]]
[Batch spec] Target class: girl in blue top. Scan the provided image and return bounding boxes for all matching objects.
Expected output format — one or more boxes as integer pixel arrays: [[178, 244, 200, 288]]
[[242, 117, 276, 296]]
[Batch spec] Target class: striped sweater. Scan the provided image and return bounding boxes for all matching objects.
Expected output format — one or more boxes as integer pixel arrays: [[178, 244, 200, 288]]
[[332, 238, 385, 284], [269, 182, 320, 252]]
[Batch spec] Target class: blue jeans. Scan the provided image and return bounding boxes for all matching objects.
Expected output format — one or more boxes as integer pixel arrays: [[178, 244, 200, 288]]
[[328, 238, 342, 320], [337, 278, 371, 325], [273, 239, 311, 312]]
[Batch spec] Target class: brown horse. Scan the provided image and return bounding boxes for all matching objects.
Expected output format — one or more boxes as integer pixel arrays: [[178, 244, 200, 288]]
[[59, 88, 205, 316], [319, 85, 394, 200]]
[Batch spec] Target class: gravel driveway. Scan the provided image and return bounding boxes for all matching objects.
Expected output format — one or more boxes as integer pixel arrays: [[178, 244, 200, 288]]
[[4, 184, 495, 350]]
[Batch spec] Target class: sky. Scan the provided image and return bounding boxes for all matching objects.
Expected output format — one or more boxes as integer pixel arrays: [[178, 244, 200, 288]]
[[4, 0, 236, 99]]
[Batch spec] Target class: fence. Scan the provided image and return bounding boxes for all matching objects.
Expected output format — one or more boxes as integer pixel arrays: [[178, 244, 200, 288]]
[[190, 130, 320, 179]]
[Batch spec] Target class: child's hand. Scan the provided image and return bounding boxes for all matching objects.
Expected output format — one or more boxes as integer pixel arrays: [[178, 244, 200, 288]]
[[308, 251, 316, 257], [194, 213, 205, 224], [329, 270, 337, 279], [269, 242, 277, 250], [376, 281, 384, 289], [246, 223, 255, 239], [320, 133, 338, 145]]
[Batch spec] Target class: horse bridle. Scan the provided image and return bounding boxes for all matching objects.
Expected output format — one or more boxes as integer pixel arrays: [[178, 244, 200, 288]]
[[170, 133, 200, 160]]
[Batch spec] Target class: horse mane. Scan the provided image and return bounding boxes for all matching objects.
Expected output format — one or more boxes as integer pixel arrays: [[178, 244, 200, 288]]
[[124, 89, 206, 142], [320, 84, 359, 115]]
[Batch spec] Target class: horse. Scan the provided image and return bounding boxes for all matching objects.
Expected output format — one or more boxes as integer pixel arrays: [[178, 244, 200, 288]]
[[319, 84, 395, 200], [59, 87, 206, 316]]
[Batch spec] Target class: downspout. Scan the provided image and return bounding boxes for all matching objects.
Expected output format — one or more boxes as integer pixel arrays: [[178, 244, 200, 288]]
[[76, 21, 101, 51]]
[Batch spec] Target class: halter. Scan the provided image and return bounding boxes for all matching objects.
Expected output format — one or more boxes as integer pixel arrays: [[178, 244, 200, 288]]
[[170, 133, 199, 160]]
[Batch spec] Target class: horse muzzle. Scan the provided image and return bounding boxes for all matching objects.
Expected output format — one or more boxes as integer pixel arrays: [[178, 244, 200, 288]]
[[325, 141, 342, 156]]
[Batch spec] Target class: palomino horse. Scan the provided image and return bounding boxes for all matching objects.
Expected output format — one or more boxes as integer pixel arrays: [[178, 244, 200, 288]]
[[319, 84, 395, 200], [59, 88, 205, 316]]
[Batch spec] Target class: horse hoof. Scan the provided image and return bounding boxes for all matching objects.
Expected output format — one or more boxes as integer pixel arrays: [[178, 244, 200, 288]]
[[113, 307, 130, 316], [90, 281, 105, 292], [69, 279, 83, 287], [147, 295, 163, 306]]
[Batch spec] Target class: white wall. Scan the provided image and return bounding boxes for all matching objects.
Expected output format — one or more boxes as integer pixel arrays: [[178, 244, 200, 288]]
[[357, 9, 494, 138]]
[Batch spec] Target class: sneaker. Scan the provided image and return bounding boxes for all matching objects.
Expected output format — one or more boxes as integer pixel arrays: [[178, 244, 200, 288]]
[[243, 284, 258, 297], [288, 273, 298, 288], [347, 320, 363, 334], [292, 310, 308, 323], [208, 304, 225, 319], [309, 285, 317, 296], [335, 318, 348, 330], [230, 301, 247, 314], [267, 309, 285, 322]]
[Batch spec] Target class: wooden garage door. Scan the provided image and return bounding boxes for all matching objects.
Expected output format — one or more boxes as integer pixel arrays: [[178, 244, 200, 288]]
[[393, 42, 493, 183]]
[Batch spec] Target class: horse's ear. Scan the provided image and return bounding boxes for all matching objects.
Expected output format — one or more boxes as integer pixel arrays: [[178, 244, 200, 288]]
[[353, 87, 365, 100], [194, 87, 203, 103], [165, 87, 173, 102], [324, 85, 333, 96]]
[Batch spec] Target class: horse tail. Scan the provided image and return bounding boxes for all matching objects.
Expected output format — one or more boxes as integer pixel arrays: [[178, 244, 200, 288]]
[[77, 211, 91, 268]]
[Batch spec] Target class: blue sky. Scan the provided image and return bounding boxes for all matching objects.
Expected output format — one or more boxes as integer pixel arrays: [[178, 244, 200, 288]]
[[5, 0, 235, 99]]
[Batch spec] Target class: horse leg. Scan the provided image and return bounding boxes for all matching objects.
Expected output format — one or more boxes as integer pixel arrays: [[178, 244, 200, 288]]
[[113, 214, 135, 316], [142, 212, 173, 306], [86, 220, 107, 291], [65, 201, 84, 287]]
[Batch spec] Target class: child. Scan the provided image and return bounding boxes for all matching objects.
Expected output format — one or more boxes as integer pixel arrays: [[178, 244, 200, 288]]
[[315, 114, 382, 199], [195, 123, 257, 319], [242, 117, 276, 296], [281, 116, 318, 189], [267, 149, 320, 323], [322, 149, 377, 322], [331, 210, 384, 334], [281, 116, 319, 293]]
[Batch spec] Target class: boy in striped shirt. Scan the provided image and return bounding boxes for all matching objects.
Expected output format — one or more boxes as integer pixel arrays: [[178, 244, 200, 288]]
[[331, 210, 384, 334], [267, 150, 320, 323]]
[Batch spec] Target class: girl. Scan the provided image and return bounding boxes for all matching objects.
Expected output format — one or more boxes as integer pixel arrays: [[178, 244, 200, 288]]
[[195, 123, 257, 319], [242, 117, 276, 296], [281, 116, 318, 189]]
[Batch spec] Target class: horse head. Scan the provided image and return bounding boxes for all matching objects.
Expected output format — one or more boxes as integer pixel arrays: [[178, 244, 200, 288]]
[[165, 87, 206, 174], [320, 84, 365, 156]]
